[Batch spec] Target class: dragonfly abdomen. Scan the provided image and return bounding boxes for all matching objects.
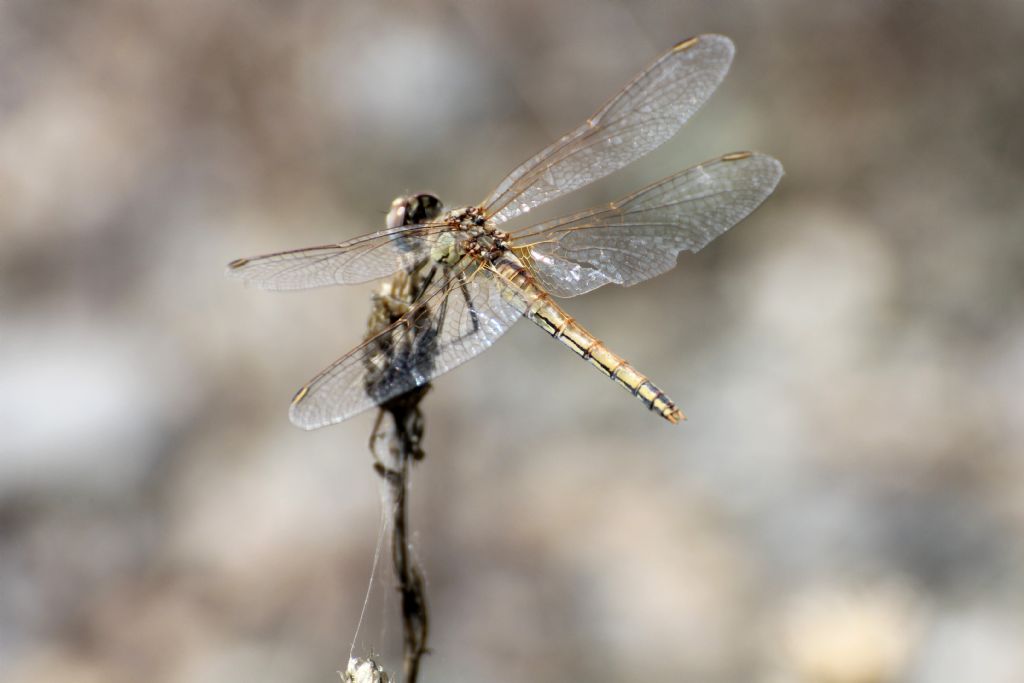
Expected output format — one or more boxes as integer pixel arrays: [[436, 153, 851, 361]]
[[494, 259, 683, 424]]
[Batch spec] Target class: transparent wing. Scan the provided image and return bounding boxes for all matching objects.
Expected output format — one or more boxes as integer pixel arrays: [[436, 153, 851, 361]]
[[226, 223, 447, 290], [289, 259, 525, 429], [481, 34, 734, 225], [511, 152, 783, 298]]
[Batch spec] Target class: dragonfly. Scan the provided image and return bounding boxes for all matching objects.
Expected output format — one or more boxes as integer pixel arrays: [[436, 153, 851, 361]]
[[228, 34, 783, 429]]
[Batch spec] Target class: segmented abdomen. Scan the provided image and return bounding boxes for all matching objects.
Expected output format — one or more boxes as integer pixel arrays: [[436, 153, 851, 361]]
[[493, 258, 683, 424]]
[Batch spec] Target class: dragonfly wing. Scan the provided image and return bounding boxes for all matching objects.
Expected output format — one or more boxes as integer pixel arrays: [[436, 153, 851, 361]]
[[515, 152, 783, 297], [481, 34, 734, 224], [289, 260, 525, 429], [226, 224, 444, 290]]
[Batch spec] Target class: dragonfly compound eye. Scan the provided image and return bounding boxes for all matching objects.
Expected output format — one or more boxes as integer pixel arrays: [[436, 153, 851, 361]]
[[387, 194, 444, 229], [409, 194, 443, 223]]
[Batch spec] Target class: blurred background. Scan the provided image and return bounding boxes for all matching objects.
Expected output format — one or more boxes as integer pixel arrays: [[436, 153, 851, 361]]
[[2, 1, 1022, 681]]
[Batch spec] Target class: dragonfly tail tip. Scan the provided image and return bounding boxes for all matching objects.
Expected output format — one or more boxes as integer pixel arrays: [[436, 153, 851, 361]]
[[666, 407, 686, 424]]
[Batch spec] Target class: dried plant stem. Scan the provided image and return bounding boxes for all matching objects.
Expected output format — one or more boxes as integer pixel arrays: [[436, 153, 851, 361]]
[[370, 387, 430, 683]]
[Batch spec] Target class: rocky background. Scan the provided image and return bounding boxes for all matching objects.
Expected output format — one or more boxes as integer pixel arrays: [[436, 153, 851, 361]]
[[2, 1, 1022, 681]]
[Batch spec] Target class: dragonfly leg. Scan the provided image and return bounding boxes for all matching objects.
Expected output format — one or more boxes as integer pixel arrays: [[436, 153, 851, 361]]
[[456, 268, 481, 335]]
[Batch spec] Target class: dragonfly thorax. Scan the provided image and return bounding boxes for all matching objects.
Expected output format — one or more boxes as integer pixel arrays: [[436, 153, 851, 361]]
[[430, 231, 462, 265], [432, 205, 511, 265]]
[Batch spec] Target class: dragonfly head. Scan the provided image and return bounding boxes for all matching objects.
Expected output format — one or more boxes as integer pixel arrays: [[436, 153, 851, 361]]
[[387, 193, 443, 229]]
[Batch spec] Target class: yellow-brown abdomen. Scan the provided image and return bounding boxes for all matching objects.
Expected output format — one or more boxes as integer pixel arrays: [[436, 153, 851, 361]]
[[494, 260, 683, 424]]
